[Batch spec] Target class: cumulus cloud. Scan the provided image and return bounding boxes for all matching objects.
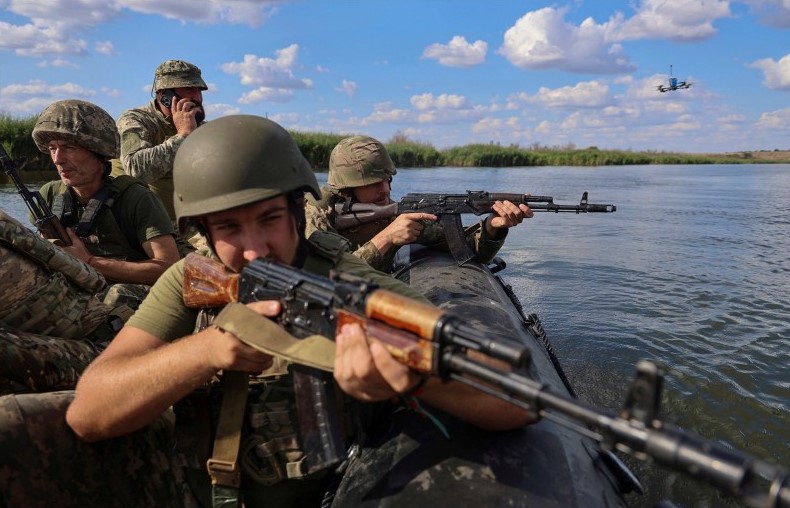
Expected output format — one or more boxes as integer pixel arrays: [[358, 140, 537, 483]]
[[222, 46, 313, 104], [749, 53, 790, 90], [615, 0, 732, 41], [411, 93, 468, 110], [422, 36, 487, 68], [498, 7, 633, 74], [525, 81, 611, 108], [739, 0, 790, 28]]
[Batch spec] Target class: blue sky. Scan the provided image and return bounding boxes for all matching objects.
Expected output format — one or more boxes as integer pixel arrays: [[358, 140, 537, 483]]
[[1, 0, 789, 154]]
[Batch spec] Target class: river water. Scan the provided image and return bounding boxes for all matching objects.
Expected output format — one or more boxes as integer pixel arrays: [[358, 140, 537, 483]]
[[1, 164, 788, 508]]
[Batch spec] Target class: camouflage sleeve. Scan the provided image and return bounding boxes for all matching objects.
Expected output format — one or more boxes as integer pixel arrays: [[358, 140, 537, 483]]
[[117, 108, 184, 184], [305, 200, 393, 272], [468, 219, 506, 264], [352, 241, 393, 272]]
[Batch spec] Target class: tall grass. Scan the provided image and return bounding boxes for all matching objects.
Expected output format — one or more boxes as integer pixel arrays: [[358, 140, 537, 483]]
[[2, 116, 786, 183]]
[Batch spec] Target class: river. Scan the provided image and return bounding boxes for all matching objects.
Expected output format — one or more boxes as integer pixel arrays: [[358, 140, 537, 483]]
[[1, 164, 788, 508]]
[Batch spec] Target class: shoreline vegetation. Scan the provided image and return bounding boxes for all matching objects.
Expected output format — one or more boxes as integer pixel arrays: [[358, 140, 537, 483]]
[[3, 115, 789, 181]]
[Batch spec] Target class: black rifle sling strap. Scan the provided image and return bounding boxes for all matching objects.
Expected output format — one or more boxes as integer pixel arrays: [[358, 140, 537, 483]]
[[439, 214, 476, 266], [208, 369, 248, 508]]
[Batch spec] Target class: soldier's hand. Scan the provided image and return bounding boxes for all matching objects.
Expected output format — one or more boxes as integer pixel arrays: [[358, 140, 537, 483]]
[[486, 200, 532, 233], [172, 97, 199, 136], [373, 212, 437, 252], [333, 322, 423, 402], [204, 300, 279, 373]]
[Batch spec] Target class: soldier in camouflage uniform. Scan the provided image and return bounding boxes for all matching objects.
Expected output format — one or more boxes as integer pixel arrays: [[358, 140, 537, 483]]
[[116, 59, 207, 225], [61, 115, 530, 508], [0, 209, 130, 395], [305, 135, 533, 272], [32, 99, 180, 310]]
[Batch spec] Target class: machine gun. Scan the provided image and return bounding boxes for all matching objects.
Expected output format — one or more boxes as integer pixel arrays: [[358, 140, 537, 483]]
[[182, 253, 789, 508], [0, 144, 71, 246], [333, 191, 616, 265]]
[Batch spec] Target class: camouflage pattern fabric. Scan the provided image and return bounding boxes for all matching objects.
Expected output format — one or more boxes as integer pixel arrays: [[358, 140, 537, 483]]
[[327, 135, 396, 191], [0, 325, 102, 395], [154, 59, 208, 91], [0, 210, 110, 339], [32, 99, 120, 160], [304, 188, 505, 272], [117, 100, 191, 221], [0, 392, 196, 508]]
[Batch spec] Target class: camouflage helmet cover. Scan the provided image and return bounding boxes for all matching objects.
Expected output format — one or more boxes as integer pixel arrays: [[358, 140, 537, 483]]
[[174, 115, 320, 230], [32, 99, 120, 160], [153, 59, 208, 91], [327, 135, 397, 192]]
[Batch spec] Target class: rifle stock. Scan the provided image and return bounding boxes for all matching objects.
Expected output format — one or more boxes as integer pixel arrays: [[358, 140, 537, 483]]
[[183, 252, 789, 508], [0, 144, 72, 246]]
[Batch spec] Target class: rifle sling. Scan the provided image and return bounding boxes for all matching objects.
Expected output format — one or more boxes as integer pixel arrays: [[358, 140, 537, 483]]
[[207, 370, 248, 508], [439, 214, 475, 266], [213, 302, 336, 372]]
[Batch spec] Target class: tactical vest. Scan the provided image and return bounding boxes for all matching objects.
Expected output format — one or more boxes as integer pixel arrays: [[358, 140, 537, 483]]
[[50, 175, 148, 261], [0, 210, 110, 340], [180, 232, 351, 506]]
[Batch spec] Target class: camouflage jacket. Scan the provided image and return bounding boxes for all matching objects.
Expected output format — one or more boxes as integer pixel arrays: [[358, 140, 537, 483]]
[[117, 100, 204, 220], [305, 187, 506, 272]]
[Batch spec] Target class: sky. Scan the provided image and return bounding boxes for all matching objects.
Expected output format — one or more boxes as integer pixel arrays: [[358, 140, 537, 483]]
[[1, 0, 789, 154]]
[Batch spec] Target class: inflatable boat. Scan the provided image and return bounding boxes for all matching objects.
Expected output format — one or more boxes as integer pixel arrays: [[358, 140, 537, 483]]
[[329, 244, 639, 507]]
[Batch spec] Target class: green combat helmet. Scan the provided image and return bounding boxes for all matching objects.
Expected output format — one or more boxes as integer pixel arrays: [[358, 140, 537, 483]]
[[153, 59, 208, 91], [327, 135, 397, 193], [174, 115, 320, 231], [32, 100, 119, 160]]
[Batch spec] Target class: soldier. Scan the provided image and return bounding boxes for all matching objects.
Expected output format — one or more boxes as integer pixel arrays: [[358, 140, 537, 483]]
[[0, 209, 130, 395], [116, 59, 208, 225], [305, 135, 533, 272], [32, 99, 179, 310], [64, 115, 531, 507]]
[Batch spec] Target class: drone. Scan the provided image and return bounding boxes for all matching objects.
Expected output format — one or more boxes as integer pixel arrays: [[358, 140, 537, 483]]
[[656, 65, 691, 93]]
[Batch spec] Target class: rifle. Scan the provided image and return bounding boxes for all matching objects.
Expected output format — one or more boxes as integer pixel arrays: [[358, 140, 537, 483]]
[[183, 253, 789, 508], [333, 191, 616, 265], [0, 144, 71, 246]]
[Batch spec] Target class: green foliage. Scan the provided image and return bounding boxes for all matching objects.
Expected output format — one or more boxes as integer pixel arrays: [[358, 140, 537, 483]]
[[2, 116, 787, 182], [0, 114, 56, 174]]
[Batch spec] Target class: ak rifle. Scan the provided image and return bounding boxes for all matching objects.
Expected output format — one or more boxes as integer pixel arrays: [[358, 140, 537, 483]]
[[183, 253, 788, 508], [0, 144, 71, 246], [333, 191, 616, 265]]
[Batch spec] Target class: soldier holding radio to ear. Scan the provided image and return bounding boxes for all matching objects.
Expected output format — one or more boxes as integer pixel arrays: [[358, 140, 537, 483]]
[[116, 59, 208, 230]]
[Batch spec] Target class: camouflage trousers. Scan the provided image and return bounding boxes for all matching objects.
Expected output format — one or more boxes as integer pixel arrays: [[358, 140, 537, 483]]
[[0, 392, 195, 508], [0, 325, 103, 396]]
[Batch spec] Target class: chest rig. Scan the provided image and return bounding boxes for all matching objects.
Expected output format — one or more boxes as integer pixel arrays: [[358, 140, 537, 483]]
[[191, 232, 351, 508], [50, 175, 146, 259]]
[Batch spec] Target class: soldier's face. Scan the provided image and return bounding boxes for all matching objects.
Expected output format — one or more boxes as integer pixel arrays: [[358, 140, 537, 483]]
[[351, 179, 391, 205], [203, 195, 300, 273], [48, 140, 104, 188]]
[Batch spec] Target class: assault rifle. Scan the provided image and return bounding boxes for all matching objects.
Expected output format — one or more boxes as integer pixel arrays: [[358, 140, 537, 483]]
[[333, 191, 616, 265], [183, 253, 789, 508], [0, 144, 71, 246]]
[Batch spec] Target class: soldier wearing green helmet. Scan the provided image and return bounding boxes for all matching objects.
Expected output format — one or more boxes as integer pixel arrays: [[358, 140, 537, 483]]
[[116, 59, 208, 228], [306, 135, 533, 272], [59, 115, 530, 507], [32, 99, 179, 310]]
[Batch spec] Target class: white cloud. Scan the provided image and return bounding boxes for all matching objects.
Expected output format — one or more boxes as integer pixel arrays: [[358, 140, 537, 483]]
[[615, 0, 732, 41], [526, 81, 611, 108], [335, 80, 357, 97], [422, 35, 487, 68], [739, 0, 790, 28], [755, 107, 790, 129], [749, 53, 790, 90], [498, 7, 633, 74], [411, 93, 468, 110]]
